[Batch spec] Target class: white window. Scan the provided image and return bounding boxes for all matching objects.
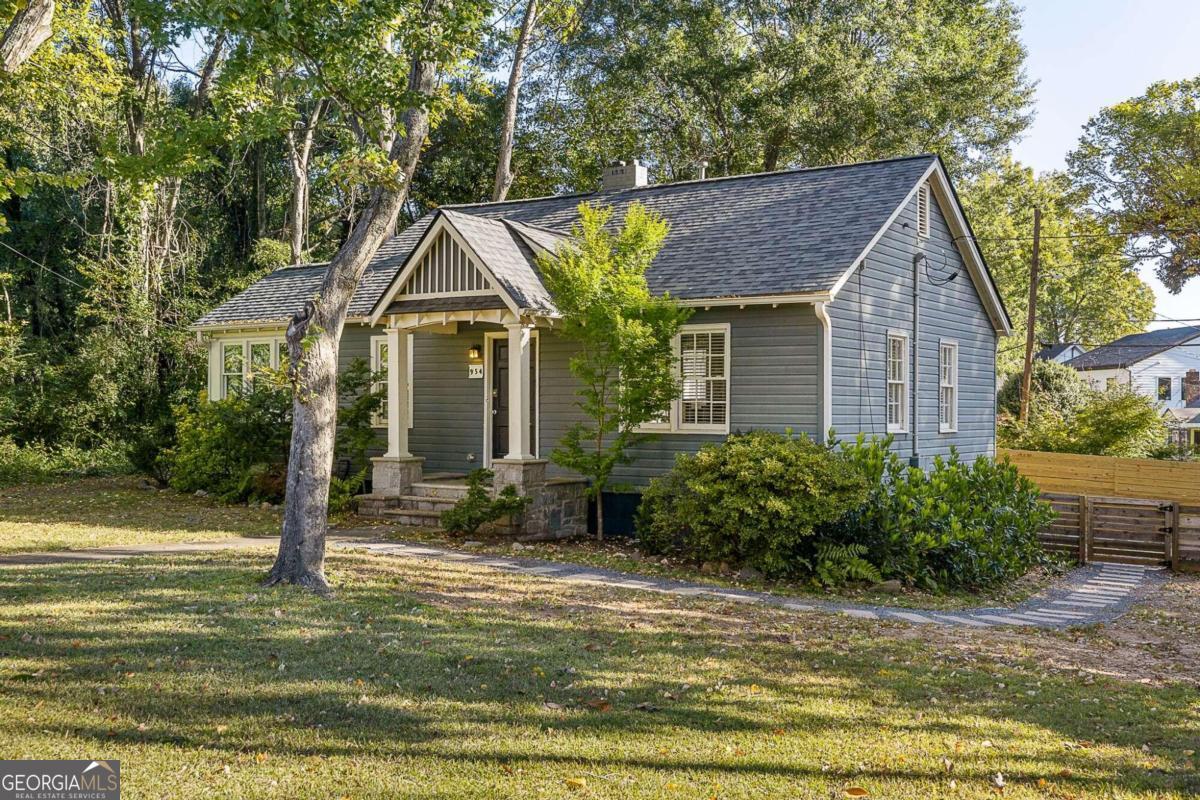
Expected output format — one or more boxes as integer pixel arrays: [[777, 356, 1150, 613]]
[[640, 324, 731, 434], [222, 343, 244, 397], [212, 335, 286, 399], [886, 332, 909, 433], [939, 340, 958, 433], [370, 333, 414, 429], [917, 183, 931, 238], [371, 336, 389, 428]]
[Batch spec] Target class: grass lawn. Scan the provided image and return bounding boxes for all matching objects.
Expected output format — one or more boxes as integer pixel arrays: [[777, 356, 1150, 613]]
[[0, 476, 280, 554], [2, 548, 1198, 799]]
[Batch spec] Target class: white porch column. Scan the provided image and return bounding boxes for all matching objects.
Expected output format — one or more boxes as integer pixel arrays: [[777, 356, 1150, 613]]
[[385, 325, 410, 458], [505, 321, 533, 460]]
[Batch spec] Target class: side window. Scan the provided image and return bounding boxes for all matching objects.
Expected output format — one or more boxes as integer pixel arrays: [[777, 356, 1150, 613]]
[[370, 336, 388, 428], [222, 343, 244, 398], [938, 341, 958, 432], [248, 342, 273, 386], [1158, 377, 1172, 401], [677, 326, 729, 431], [886, 332, 909, 433]]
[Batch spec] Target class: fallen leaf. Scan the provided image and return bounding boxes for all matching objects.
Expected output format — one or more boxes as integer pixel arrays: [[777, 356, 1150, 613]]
[[564, 777, 587, 790], [585, 698, 612, 712], [845, 788, 869, 797]]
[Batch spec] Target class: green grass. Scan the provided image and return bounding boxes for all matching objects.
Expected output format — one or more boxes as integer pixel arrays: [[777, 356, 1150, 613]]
[[0, 476, 280, 554], [380, 527, 1067, 611], [1, 550, 1196, 799]]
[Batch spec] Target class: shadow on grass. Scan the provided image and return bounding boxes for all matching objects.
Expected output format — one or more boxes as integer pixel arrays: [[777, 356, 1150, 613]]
[[0, 553, 1196, 796]]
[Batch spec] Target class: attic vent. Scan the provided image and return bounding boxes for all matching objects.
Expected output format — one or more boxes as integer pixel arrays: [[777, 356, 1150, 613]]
[[917, 183, 931, 238], [601, 159, 649, 191]]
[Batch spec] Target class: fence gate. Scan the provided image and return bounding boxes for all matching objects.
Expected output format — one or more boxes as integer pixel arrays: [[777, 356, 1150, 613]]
[[1039, 493, 1176, 567]]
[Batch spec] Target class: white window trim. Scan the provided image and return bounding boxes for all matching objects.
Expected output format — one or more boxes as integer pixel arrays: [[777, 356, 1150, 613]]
[[640, 323, 732, 435], [886, 330, 909, 434], [938, 339, 958, 434], [917, 183, 931, 239], [212, 335, 286, 400], [370, 333, 414, 429]]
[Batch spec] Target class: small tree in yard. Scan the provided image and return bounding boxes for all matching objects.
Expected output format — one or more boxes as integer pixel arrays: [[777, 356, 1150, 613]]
[[539, 202, 691, 540]]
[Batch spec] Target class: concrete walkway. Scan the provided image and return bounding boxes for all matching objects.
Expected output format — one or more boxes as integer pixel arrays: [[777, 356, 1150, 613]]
[[0, 535, 1166, 629]]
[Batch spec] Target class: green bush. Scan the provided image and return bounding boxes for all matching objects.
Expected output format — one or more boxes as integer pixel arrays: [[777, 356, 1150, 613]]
[[636, 430, 869, 578], [168, 383, 292, 503], [822, 435, 1054, 591], [999, 387, 1167, 458], [440, 469, 531, 535], [997, 359, 1090, 419], [0, 437, 130, 486]]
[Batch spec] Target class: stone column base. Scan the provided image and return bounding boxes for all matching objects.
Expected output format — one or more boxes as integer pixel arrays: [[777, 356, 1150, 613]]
[[359, 456, 424, 517], [491, 460, 585, 539]]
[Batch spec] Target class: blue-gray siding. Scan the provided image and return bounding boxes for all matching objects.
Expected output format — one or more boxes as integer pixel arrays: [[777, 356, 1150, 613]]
[[827, 189, 998, 464]]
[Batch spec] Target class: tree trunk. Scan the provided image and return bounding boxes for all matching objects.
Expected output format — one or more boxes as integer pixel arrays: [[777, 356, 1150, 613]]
[[0, 0, 53, 74], [255, 142, 268, 239], [265, 49, 440, 593], [491, 0, 539, 202], [286, 98, 327, 264]]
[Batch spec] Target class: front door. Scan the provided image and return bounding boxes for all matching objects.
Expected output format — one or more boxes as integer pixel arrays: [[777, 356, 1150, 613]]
[[490, 337, 537, 460]]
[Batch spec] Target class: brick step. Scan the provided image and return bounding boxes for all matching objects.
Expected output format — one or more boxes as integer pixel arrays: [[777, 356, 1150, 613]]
[[381, 507, 445, 528], [411, 481, 473, 500], [394, 494, 461, 512]]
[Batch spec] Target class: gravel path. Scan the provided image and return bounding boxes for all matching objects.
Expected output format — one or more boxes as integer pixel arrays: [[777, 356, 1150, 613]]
[[0, 535, 1166, 629]]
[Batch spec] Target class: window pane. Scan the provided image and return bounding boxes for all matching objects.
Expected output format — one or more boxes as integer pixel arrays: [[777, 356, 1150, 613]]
[[223, 344, 243, 374]]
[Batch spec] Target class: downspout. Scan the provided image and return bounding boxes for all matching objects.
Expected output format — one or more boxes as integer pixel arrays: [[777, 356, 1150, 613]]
[[814, 301, 833, 441], [911, 253, 923, 467]]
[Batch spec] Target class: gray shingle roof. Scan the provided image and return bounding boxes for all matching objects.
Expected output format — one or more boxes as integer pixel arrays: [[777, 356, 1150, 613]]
[[195, 155, 939, 327], [1067, 326, 1200, 370], [193, 216, 434, 328], [441, 210, 557, 312], [1035, 343, 1080, 361]]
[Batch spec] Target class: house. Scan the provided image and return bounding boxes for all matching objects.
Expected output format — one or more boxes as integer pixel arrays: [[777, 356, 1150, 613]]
[[1035, 342, 1087, 364], [191, 154, 1011, 535], [1066, 326, 1200, 450]]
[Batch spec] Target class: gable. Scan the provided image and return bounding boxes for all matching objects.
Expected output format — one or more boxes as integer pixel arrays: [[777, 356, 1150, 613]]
[[398, 228, 495, 298]]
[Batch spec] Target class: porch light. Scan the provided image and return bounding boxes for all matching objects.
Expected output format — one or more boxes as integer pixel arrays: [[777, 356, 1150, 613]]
[[467, 344, 483, 361]]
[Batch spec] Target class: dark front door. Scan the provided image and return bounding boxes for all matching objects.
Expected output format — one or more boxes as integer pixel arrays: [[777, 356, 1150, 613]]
[[491, 337, 537, 460]]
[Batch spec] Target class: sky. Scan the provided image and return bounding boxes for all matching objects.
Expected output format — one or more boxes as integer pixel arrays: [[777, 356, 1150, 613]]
[[1010, 0, 1200, 330]]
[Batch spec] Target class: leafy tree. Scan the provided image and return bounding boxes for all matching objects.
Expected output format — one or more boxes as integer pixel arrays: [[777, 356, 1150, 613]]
[[1069, 78, 1200, 293], [996, 359, 1090, 420], [538, 201, 691, 539], [999, 387, 1167, 459], [524, 0, 1032, 186], [960, 158, 1154, 374]]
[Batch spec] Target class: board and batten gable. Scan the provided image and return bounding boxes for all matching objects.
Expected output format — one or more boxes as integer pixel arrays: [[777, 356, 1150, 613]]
[[828, 183, 999, 464]]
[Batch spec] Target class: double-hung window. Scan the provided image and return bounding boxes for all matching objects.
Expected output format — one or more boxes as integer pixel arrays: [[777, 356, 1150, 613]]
[[886, 332, 909, 433], [938, 340, 958, 433], [369, 333, 414, 429], [641, 324, 731, 434], [221, 343, 244, 397], [1158, 377, 1172, 401]]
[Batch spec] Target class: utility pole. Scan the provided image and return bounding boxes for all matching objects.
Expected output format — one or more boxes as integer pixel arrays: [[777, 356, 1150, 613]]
[[1019, 207, 1042, 424]]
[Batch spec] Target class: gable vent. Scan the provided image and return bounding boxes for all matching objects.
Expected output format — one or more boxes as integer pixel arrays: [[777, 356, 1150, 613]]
[[399, 230, 493, 297], [917, 183, 931, 238]]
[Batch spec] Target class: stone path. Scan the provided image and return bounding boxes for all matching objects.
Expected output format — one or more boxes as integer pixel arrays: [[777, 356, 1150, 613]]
[[0, 535, 1165, 629]]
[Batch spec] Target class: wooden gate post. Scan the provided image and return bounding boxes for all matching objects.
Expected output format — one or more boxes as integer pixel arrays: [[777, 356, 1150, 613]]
[[1169, 502, 1181, 571], [1078, 494, 1091, 564]]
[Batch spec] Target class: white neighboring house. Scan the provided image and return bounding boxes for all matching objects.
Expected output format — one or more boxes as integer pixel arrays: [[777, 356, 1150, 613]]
[[1065, 325, 1200, 449], [1035, 342, 1087, 364]]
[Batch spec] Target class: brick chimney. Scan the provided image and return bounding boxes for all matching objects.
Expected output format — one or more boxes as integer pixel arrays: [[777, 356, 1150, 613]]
[[601, 159, 648, 191], [1184, 369, 1200, 406]]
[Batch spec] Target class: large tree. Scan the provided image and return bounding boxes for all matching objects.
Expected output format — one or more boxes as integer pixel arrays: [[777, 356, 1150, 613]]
[[194, 0, 488, 591], [523, 0, 1032, 187], [1068, 77, 1200, 293], [960, 158, 1155, 375]]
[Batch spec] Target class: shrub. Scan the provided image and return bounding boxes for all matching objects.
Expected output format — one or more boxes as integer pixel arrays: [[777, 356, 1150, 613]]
[[636, 430, 869, 578], [999, 387, 1167, 458], [0, 437, 130, 486], [440, 469, 531, 535], [822, 435, 1053, 591], [168, 383, 292, 502], [997, 359, 1090, 419]]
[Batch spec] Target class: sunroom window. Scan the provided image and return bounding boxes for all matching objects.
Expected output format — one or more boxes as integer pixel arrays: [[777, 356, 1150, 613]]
[[222, 343, 244, 397]]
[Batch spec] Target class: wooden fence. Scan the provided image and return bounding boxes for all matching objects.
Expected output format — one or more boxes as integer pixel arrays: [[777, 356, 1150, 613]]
[[998, 448, 1200, 505], [1037, 493, 1200, 570]]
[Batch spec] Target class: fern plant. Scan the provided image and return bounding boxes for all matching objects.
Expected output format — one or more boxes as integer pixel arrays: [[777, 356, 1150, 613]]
[[814, 541, 882, 588]]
